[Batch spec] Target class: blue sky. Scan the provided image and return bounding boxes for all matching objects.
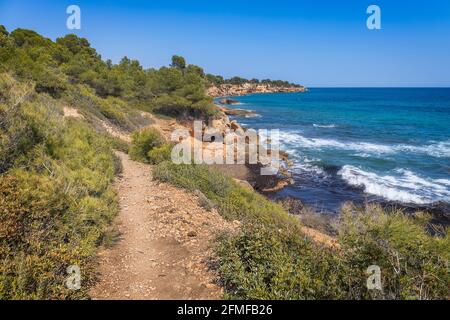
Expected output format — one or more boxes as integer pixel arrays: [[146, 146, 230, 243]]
[[1, 0, 450, 87]]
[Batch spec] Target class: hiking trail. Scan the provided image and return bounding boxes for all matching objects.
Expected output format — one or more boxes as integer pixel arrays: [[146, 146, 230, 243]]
[[90, 152, 237, 300]]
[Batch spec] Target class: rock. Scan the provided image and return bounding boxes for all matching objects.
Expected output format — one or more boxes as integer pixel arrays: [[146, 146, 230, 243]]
[[261, 178, 294, 193], [219, 98, 240, 105], [279, 150, 289, 161], [187, 231, 197, 238], [219, 106, 257, 117], [230, 120, 240, 131], [233, 179, 254, 191]]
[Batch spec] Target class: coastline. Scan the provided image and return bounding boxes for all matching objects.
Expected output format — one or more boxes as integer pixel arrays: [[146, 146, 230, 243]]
[[215, 94, 450, 227], [207, 83, 307, 98], [208, 104, 295, 193]]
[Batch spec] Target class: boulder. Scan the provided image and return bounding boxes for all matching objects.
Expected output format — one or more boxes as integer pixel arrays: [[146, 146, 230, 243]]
[[219, 98, 240, 105]]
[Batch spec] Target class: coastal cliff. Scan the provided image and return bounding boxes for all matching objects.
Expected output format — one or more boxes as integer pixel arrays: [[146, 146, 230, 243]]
[[207, 82, 307, 98]]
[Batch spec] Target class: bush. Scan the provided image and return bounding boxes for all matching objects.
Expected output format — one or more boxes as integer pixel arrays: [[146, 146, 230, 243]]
[[0, 75, 119, 299], [147, 143, 173, 165], [216, 222, 343, 300], [0, 168, 118, 300], [129, 128, 165, 163], [335, 204, 450, 300]]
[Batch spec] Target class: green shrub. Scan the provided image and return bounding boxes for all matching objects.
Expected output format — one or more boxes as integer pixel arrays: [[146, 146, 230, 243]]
[[147, 143, 173, 165], [105, 135, 130, 154], [129, 127, 165, 163], [217, 205, 449, 300], [0, 168, 118, 300], [0, 75, 119, 299], [216, 222, 343, 300], [335, 204, 450, 300]]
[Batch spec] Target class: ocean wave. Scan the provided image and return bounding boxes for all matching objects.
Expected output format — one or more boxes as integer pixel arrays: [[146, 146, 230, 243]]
[[395, 141, 450, 158], [313, 124, 337, 128], [291, 159, 328, 176], [245, 113, 262, 118], [279, 131, 450, 158], [279, 132, 393, 154], [338, 166, 450, 204]]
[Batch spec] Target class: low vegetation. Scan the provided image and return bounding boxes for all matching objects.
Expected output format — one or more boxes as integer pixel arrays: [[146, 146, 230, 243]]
[[153, 161, 450, 300], [129, 128, 165, 163], [147, 143, 174, 165], [0, 74, 119, 299]]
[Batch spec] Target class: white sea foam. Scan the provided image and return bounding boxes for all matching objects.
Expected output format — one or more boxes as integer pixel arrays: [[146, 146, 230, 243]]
[[395, 141, 450, 158], [279, 132, 393, 155], [245, 113, 262, 118], [435, 179, 450, 186], [338, 166, 450, 204], [291, 160, 327, 176], [313, 124, 337, 128], [278, 131, 450, 158]]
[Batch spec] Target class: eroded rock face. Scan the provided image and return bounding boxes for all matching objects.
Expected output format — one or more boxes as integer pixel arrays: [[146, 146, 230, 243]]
[[230, 120, 240, 131], [207, 83, 307, 98]]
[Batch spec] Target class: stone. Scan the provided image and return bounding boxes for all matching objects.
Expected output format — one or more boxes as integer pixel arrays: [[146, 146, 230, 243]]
[[187, 231, 198, 238]]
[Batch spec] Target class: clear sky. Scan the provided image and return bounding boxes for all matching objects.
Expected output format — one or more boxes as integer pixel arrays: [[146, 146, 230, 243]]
[[1, 0, 450, 87]]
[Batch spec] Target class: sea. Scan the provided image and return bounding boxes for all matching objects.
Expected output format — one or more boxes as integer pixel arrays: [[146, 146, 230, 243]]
[[222, 88, 450, 215]]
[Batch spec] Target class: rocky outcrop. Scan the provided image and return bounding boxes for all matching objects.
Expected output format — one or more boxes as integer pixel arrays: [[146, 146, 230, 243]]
[[206, 114, 294, 193], [217, 105, 257, 117], [207, 83, 307, 98], [219, 98, 240, 105], [151, 106, 294, 194]]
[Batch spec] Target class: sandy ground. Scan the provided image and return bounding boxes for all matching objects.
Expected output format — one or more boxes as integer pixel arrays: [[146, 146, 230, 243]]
[[90, 152, 238, 300]]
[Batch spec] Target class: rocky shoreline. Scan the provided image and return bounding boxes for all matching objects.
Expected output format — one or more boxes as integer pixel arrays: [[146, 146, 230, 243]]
[[217, 105, 258, 117], [205, 105, 295, 193], [207, 83, 307, 98], [208, 98, 450, 227]]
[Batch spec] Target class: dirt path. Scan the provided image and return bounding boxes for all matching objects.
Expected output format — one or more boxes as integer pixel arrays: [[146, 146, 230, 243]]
[[90, 152, 237, 300]]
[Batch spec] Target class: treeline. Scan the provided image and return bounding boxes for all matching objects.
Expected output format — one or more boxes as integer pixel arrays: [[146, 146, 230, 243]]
[[205, 74, 303, 88], [0, 25, 302, 120], [0, 26, 216, 119]]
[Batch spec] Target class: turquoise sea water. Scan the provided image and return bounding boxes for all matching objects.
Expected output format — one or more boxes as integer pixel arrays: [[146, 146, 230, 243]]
[[224, 88, 450, 213]]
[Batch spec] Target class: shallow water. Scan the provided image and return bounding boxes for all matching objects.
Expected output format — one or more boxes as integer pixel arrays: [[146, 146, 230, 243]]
[[223, 88, 450, 214]]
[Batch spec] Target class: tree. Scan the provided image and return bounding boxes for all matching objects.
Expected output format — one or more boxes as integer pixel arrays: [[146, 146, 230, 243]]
[[10, 29, 51, 47], [56, 34, 96, 56], [186, 64, 204, 77], [0, 25, 8, 36], [171, 55, 186, 70]]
